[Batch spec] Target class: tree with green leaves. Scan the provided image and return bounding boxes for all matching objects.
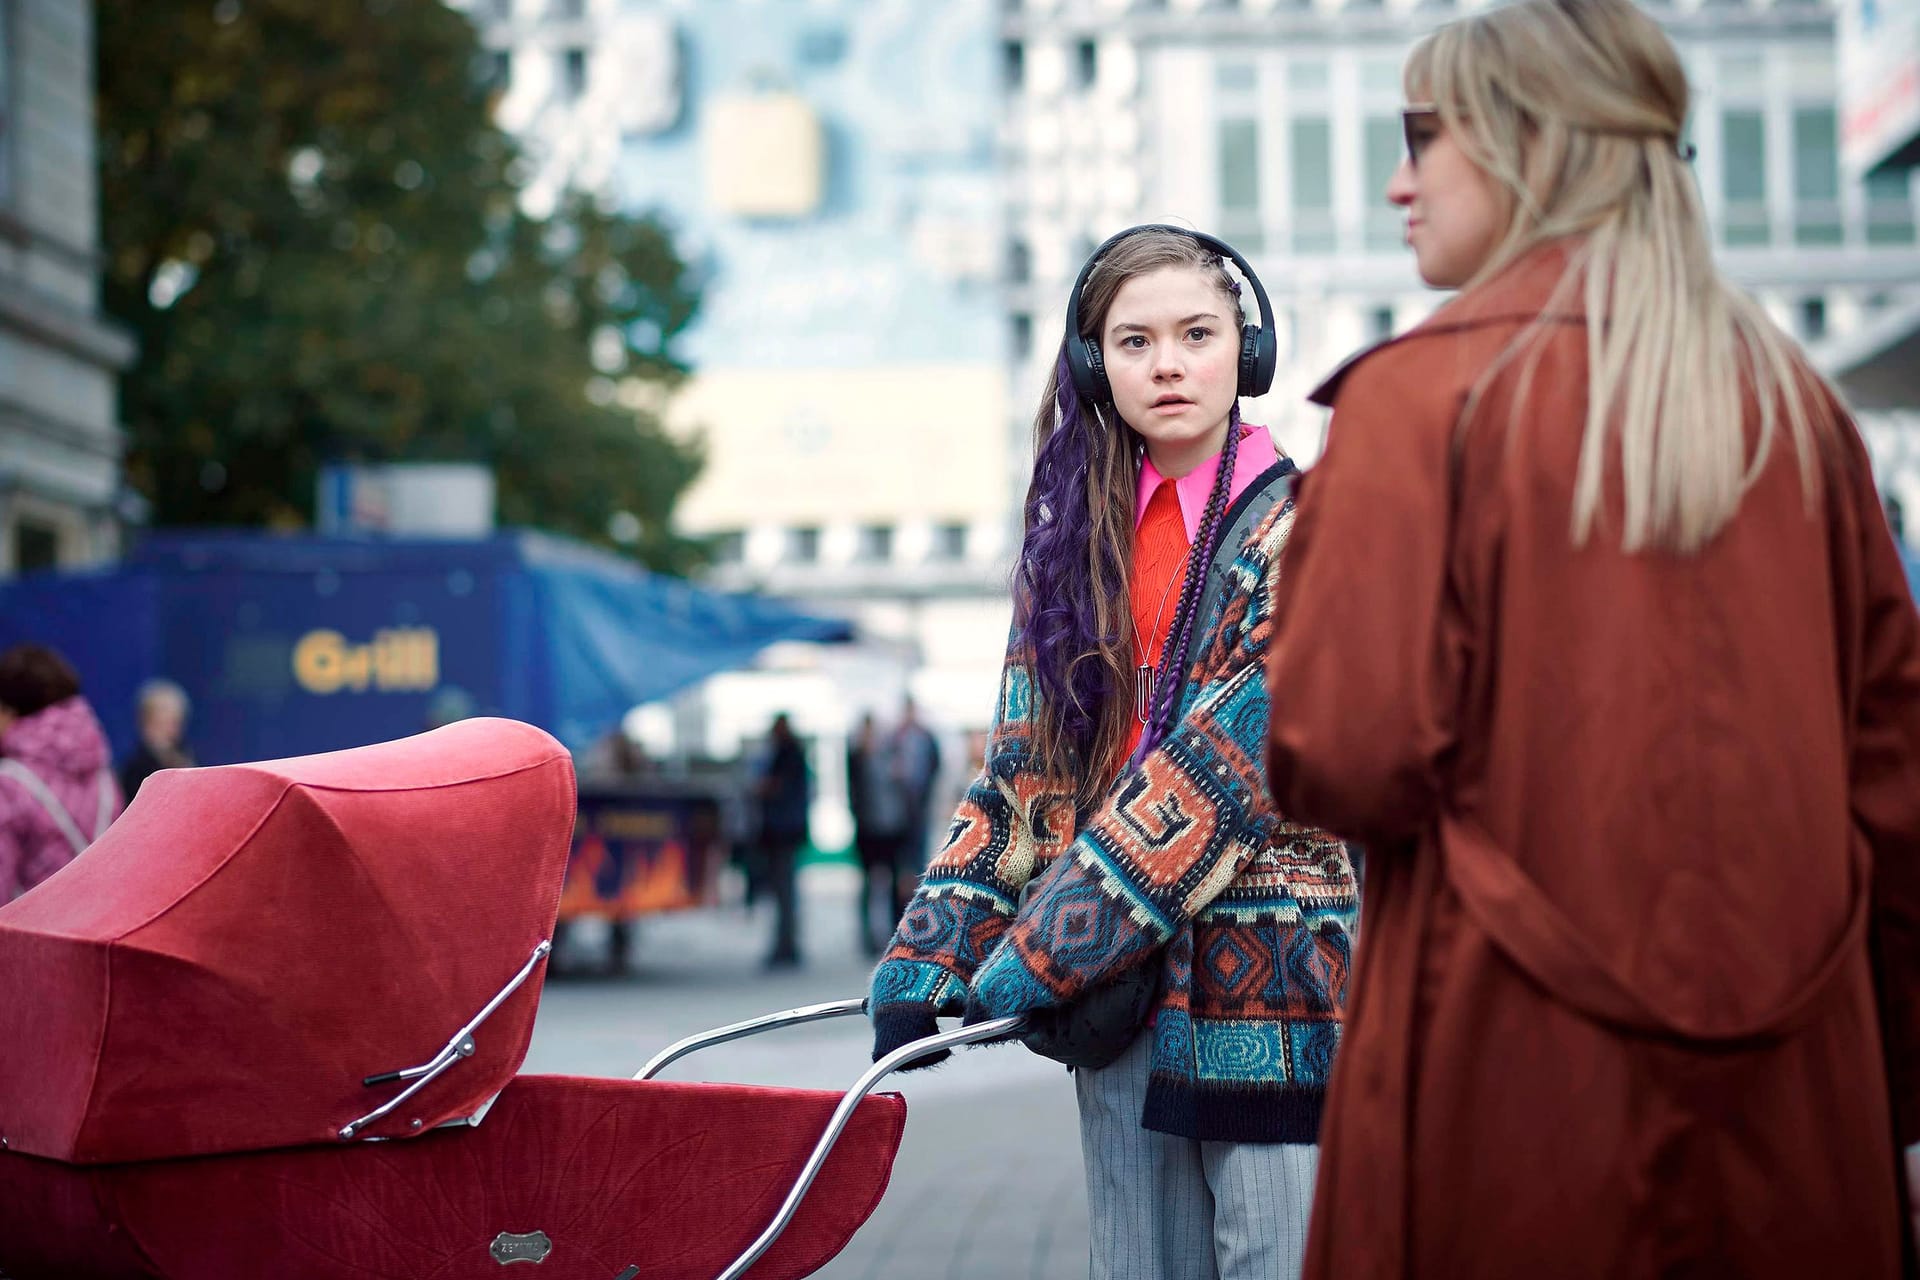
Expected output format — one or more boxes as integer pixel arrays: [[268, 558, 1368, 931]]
[[96, 0, 708, 571]]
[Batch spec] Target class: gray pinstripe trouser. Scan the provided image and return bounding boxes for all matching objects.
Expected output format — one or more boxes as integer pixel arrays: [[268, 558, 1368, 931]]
[[1074, 1030, 1318, 1280]]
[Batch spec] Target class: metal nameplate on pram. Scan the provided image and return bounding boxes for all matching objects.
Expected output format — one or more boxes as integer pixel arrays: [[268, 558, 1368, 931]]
[[489, 1229, 554, 1265]]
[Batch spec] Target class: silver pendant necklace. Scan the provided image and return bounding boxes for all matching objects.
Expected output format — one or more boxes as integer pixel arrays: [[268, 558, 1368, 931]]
[[1132, 556, 1183, 725]]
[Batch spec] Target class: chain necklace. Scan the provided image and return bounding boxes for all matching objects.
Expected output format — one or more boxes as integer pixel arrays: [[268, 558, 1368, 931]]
[[1131, 550, 1184, 725]]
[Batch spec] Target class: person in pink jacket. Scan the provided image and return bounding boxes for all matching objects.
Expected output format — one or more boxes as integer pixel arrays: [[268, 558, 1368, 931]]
[[0, 645, 124, 901]]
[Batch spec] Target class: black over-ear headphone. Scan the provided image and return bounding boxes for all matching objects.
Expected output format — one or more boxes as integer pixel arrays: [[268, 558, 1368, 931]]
[[1062, 224, 1278, 404]]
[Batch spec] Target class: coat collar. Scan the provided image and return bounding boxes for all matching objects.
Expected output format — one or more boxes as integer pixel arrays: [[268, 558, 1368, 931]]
[[1308, 240, 1588, 408]]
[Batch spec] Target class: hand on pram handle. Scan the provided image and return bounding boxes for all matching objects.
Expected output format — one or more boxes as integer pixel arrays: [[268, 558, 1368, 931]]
[[868, 1001, 948, 1068], [867, 952, 965, 1068], [867, 998, 1032, 1066], [868, 936, 1050, 1067], [870, 900, 1103, 1068]]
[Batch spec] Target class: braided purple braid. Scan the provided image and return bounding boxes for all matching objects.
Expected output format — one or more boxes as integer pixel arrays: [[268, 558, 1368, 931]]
[[1130, 401, 1242, 766]]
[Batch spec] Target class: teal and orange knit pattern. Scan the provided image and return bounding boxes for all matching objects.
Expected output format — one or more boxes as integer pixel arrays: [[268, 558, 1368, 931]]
[[869, 488, 1359, 1143]]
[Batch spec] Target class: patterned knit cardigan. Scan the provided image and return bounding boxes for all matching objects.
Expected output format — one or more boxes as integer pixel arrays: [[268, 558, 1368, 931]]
[[869, 493, 1359, 1143]]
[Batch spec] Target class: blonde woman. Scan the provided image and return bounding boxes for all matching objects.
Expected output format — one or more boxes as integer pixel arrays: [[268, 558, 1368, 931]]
[[1262, 0, 1920, 1275]]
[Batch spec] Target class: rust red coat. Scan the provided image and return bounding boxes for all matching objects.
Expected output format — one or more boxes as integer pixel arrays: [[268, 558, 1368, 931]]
[[1265, 243, 1920, 1279]]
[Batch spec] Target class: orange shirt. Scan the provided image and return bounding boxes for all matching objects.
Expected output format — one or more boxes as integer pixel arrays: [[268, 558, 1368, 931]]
[[1113, 425, 1281, 777], [1117, 480, 1191, 771]]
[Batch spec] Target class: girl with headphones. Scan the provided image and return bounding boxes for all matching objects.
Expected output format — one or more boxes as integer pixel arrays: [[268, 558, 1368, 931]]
[[868, 225, 1359, 1280]]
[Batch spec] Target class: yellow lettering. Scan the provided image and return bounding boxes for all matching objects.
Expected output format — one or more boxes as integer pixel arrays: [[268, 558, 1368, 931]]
[[373, 631, 406, 690], [344, 644, 374, 692], [293, 627, 442, 695], [416, 629, 439, 690], [293, 630, 348, 695]]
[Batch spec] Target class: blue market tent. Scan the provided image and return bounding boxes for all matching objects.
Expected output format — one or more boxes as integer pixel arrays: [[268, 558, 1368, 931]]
[[0, 530, 852, 764]]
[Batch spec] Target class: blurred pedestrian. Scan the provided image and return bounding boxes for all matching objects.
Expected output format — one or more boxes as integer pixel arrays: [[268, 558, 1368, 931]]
[[753, 712, 810, 970], [0, 644, 124, 901], [869, 226, 1357, 1280], [887, 696, 941, 882], [118, 678, 194, 802], [563, 728, 651, 973], [1264, 2, 1920, 1276], [848, 712, 907, 956]]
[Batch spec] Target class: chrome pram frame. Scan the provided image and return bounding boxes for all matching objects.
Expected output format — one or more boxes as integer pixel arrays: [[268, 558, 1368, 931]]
[[630, 1000, 1024, 1280]]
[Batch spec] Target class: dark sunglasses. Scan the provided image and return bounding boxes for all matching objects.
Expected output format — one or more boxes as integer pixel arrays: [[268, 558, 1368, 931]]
[[1402, 104, 1440, 168]]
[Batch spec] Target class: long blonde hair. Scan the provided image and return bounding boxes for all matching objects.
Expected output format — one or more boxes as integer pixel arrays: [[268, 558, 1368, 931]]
[[1410, 0, 1828, 552]]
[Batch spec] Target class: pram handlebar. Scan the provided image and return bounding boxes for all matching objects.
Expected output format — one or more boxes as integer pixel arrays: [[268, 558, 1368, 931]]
[[633, 997, 870, 1081], [628, 998, 1026, 1280]]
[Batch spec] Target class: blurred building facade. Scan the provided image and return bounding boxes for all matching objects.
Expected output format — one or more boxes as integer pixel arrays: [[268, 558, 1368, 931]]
[[457, 0, 1920, 833], [1818, 0, 1920, 431], [1002, 0, 1920, 501], [454, 0, 1013, 846], [0, 0, 133, 576]]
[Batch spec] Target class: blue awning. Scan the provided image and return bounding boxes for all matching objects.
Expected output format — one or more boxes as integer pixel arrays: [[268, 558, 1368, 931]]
[[0, 529, 852, 762]]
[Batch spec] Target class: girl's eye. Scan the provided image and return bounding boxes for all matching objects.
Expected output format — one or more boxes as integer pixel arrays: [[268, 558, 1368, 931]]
[[1119, 335, 1147, 349], [1186, 327, 1212, 343]]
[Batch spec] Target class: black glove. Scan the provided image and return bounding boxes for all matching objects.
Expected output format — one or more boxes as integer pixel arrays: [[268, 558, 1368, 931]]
[[869, 1001, 949, 1070]]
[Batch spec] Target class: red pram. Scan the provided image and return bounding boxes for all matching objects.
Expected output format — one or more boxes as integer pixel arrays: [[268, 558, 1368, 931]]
[[0, 720, 1012, 1279]]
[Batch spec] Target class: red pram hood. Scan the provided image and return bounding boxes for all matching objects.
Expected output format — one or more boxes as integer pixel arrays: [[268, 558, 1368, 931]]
[[0, 718, 575, 1164]]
